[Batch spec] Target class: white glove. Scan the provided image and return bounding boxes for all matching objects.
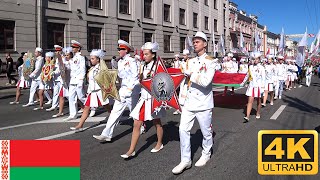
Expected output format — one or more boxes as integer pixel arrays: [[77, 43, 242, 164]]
[[184, 70, 192, 76]]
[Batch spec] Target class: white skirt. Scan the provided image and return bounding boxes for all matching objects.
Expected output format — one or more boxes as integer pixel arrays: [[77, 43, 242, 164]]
[[130, 97, 166, 121], [287, 74, 294, 82], [293, 73, 298, 80], [84, 90, 109, 108], [246, 87, 263, 98], [39, 81, 53, 90], [264, 83, 274, 92], [16, 79, 30, 88], [59, 86, 69, 98]]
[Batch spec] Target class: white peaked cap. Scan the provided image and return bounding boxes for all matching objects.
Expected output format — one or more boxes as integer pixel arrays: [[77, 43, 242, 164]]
[[35, 47, 43, 53], [90, 49, 105, 59], [71, 40, 82, 48], [45, 52, 54, 57], [261, 58, 267, 62], [240, 57, 247, 62], [193, 31, 207, 42], [183, 49, 190, 55], [228, 53, 234, 57], [54, 45, 63, 50], [118, 39, 133, 51], [277, 55, 284, 59], [266, 54, 274, 59], [142, 42, 159, 52], [63, 47, 73, 54], [174, 54, 180, 58], [232, 58, 236, 61]]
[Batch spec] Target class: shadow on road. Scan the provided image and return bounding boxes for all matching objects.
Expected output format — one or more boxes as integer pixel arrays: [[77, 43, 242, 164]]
[[282, 95, 320, 115], [214, 93, 248, 110]]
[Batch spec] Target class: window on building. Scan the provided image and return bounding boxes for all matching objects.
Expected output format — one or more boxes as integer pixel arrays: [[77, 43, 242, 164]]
[[223, 8, 226, 27], [193, 13, 198, 28], [180, 37, 186, 53], [205, 16, 209, 30], [164, 35, 171, 52], [204, 0, 209, 6], [164, 4, 170, 22], [144, 33, 153, 43], [214, 19, 218, 32], [179, 8, 185, 25], [47, 22, 64, 49], [89, 0, 101, 9], [88, 27, 101, 50], [0, 20, 14, 51], [119, 30, 130, 43], [214, 0, 217, 9], [119, 0, 129, 14], [144, 0, 152, 18], [49, 0, 65, 3]]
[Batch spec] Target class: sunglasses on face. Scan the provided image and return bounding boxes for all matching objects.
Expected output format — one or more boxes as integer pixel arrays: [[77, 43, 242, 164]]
[[117, 48, 126, 51]]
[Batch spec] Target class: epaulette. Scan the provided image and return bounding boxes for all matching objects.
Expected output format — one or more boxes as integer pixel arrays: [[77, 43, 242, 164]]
[[205, 55, 213, 60]]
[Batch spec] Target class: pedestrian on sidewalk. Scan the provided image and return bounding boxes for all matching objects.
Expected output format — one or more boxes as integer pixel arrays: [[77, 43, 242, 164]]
[[5, 52, 17, 85]]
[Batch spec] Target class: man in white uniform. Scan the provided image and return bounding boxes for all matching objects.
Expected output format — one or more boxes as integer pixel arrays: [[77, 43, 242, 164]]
[[274, 55, 287, 99], [23, 47, 44, 107], [172, 32, 216, 174], [63, 40, 86, 121]]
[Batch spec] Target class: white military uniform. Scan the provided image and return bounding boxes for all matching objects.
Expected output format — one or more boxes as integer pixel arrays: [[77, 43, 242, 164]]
[[68, 52, 86, 118], [274, 63, 287, 97], [305, 65, 313, 87], [16, 64, 30, 88], [130, 60, 166, 121], [27, 56, 44, 104], [59, 57, 70, 98], [50, 57, 64, 109], [179, 53, 216, 163], [245, 64, 265, 98], [287, 64, 297, 82], [222, 60, 237, 73], [100, 54, 140, 138], [264, 63, 276, 91], [84, 64, 109, 107], [238, 63, 249, 74]]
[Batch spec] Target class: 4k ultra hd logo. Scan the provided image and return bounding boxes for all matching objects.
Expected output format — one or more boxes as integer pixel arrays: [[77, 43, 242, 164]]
[[258, 130, 318, 175]]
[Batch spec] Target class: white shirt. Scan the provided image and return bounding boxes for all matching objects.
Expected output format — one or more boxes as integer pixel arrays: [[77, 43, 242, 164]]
[[222, 60, 237, 73], [140, 60, 156, 99], [264, 64, 276, 83], [117, 54, 139, 90], [276, 63, 287, 81], [306, 66, 313, 76], [248, 64, 265, 88], [238, 64, 249, 74], [69, 52, 86, 85], [184, 53, 216, 111], [87, 64, 100, 93], [29, 56, 44, 81]]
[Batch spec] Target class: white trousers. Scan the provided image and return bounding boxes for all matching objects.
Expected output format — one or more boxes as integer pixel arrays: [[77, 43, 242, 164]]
[[68, 83, 86, 117], [51, 81, 62, 108], [179, 108, 213, 163], [44, 90, 52, 101], [306, 75, 312, 86], [101, 87, 140, 138], [28, 80, 40, 104]]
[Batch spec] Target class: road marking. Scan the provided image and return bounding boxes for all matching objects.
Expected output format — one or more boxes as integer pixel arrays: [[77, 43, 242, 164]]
[[0, 116, 106, 131], [37, 124, 105, 140], [270, 105, 286, 120]]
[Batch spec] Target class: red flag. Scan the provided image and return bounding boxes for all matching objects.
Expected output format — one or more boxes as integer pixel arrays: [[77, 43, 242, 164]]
[[265, 48, 270, 56]]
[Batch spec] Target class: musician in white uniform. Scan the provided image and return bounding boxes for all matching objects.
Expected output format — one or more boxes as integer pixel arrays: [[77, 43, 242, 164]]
[[23, 47, 44, 107], [63, 40, 86, 121], [172, 32, 216, 174], [33, 52, 55, 110], [243, 51, 265, 122], [262, 55, 276, 106], [120, 42, 165, 159], [222, 53, 237, 96], [10, 53, 30, 104], [305, 62, 313, 87], [52, 47, 72, 118], [46, 45, 63, 111], [70, 49, 109, 131], [274, 56, 287, 99], [93, 40, 141, 142]]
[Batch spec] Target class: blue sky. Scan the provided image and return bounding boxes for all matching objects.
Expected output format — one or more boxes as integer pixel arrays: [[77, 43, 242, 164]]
[[232, 0, 319, 43]]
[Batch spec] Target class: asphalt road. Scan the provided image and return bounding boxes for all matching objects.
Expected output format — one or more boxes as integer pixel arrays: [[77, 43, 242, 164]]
[[1, 76, 320, 180]]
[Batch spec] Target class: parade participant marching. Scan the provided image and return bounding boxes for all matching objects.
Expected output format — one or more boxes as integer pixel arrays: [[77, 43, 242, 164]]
[[70, 49, 109, 131], [222, 53, 237, 96], [9, 53, 30, 104], [243, 51, 265, 123], [173, 49, 190, 115], [46, 45, 63, 112], [63, 40, 86, 121], [33, 52, 55, 110], [286, 59, 297, 90], [23, 48, 44, 107], [274, 55, 287, 99], [291, 60, 298, 88], [306, 62, 313, 87], [172, 32, 217, 174], [238, 57, 249, 74], [262, 55, 276, 106], [52, 47, 72, 118], [93, 40, 141, 142], [120, 42, 165, 159]]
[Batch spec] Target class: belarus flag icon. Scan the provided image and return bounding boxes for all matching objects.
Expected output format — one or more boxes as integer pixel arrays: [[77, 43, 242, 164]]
[[0, 140, 80, 180]]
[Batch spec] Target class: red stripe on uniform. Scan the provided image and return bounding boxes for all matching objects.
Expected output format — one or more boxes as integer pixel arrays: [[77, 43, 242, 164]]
[[252, 88, 254, 97], [139, 102, 146, 121], [258, 87, 260, 98], [85, 94, 91, 107], [10, 140, 80, 167], [16, 80, 20, 87], [59, 87, 64, 97]]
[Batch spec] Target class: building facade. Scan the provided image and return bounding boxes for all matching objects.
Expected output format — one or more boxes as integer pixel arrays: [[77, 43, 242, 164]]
[[0, 0, 230, 60]]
